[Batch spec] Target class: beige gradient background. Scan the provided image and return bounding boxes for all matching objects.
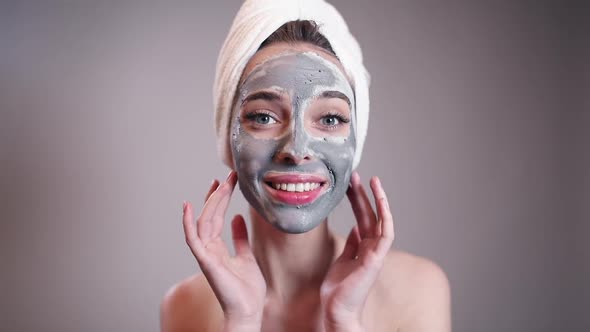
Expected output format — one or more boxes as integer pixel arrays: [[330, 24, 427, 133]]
[[1, 1, 587, 331]]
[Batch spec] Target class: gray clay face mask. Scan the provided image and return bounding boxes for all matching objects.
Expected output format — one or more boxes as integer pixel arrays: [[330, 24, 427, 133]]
[[230, 51, 356, 233]]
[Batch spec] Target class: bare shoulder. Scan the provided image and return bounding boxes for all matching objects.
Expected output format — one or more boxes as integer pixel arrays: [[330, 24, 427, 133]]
[[380, 249, 450, 293], [160, 273, 223, 332], [374, 249, 451, 331]]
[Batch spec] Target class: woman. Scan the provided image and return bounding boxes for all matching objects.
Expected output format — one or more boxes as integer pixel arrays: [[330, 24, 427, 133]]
[[161, 1, 450, 331]]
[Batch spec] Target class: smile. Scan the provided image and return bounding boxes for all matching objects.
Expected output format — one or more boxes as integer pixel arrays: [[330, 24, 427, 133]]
[[270, 182, 321, 192], [263, 172, 328, 205]]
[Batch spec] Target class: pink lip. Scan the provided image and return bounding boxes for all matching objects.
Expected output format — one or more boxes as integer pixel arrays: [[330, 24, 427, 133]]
[[263, 172, 328, 205]]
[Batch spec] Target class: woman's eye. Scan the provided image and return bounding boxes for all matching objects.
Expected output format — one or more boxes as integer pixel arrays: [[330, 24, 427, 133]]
[[245, 112, 278, 125], [255, 114, 276, 124], [320, 115, 340, 126]]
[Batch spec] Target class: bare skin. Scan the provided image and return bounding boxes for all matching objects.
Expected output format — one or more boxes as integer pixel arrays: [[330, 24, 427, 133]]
[[161, 43, 451, 331], [161, 172, 450, 331]]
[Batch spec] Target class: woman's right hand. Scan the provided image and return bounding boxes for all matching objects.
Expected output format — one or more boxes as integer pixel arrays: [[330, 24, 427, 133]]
[[183, 171, 266, 331]]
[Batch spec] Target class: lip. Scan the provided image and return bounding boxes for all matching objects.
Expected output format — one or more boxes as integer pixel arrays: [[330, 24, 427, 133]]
[[263, 172, 328, 205]]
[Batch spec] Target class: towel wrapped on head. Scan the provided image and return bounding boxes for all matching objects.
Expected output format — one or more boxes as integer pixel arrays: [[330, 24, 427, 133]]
[[214, 0, 370, 169]]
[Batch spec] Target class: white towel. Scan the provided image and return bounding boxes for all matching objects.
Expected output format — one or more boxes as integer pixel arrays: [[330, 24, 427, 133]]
[[214, 0, 370, 169]]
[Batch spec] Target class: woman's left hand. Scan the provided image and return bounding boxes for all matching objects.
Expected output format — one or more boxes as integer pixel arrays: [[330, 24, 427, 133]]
[[320, 172, 395, 332]]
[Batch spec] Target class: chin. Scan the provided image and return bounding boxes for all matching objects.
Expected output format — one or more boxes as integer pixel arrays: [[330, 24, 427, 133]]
[[239, 176, 342, 234], [271, 218, 322, 234], [262, 208, 327, 234]]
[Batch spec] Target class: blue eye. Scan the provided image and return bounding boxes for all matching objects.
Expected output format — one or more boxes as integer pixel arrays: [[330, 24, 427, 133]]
[[320, 115, 348, 127], [257, 114, 274, 124], [245, 112, 277, 125], [320, 116, 339, 126]]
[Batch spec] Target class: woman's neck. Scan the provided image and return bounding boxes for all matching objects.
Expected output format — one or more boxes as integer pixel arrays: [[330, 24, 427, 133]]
[[249, 207, 339, 302]]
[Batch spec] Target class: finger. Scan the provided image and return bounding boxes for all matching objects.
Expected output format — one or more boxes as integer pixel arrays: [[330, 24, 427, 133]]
[[196, 171, 236, 239], [346, 172, 372, 237], [204, 179, 220, 203], [336, 226, 361, 263], [211, 171, 238, 236], [198, 179, 220, 241], [370, 176, 395, 255], [346, 172, 377, 239], [182, 201, 204, 258], [231, 214, 254, 257]]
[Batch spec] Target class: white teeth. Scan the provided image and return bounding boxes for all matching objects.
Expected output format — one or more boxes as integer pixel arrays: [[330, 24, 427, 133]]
[[295, 183, 304, 192], [271, 182, 322, 192]]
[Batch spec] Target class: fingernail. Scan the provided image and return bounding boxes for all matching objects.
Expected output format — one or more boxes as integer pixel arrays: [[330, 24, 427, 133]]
[[182, 201, 187, 212], [226, 170, 233, 181], [353, 172, 360, 184]]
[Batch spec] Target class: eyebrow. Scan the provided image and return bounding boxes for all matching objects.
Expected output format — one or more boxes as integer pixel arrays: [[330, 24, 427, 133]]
[[319, 90, 351, 107], [241, 91, 283, 106]]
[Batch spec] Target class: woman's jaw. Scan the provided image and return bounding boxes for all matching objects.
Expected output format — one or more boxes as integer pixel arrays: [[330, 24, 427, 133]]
[[234, 157, 353, 234]]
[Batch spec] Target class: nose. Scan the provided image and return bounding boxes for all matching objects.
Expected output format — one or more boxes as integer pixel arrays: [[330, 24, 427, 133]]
[[274, 131, 312, 165]]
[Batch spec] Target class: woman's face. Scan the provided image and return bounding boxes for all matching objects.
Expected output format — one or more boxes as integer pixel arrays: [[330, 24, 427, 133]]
[[230, 42, 356, 233]]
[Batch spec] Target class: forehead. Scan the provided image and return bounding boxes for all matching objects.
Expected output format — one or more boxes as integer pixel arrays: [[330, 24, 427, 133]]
[[240, 43, 352, 88], [241, 42, 347, 81], [238, 43, 354, 103]]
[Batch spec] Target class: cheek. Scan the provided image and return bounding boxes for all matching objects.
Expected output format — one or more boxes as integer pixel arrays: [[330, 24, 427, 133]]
[[313, 135, 356, 165], [304, 110, 356, 166], [232, 128, 278, 176]]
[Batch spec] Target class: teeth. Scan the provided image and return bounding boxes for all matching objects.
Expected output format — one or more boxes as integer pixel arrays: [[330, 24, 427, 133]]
[[271, 182, 322, 192]]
